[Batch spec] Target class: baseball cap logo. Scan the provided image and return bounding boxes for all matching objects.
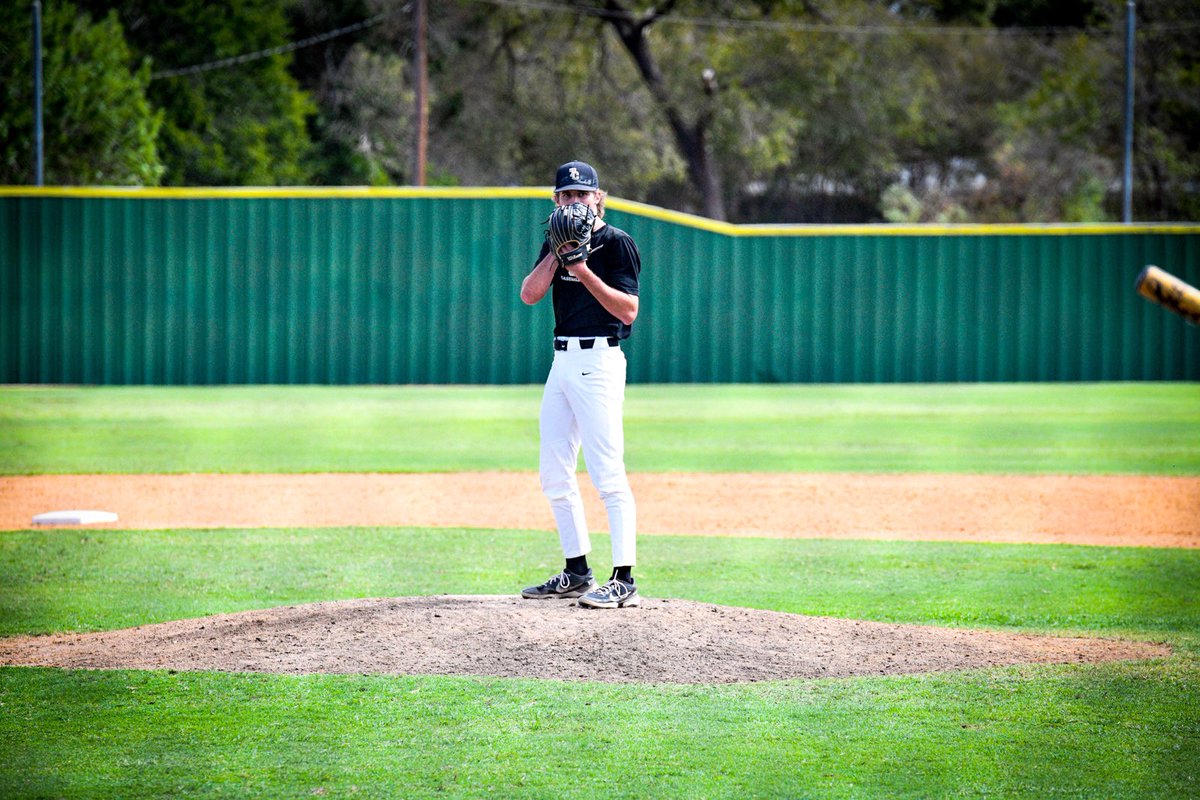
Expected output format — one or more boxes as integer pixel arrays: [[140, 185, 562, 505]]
[[555, 161, 599, 192]]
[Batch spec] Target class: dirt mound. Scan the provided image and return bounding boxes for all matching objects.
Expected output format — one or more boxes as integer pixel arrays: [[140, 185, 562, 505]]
[[0, 596, 1169, 684]]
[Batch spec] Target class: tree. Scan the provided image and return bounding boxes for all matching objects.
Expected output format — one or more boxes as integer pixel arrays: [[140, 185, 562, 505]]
[[312, 44, 415, 186], [403, 1, 678, 194], [76, 0, 315, 185], [1132, 0, 1200, 220], [0, 1, 163, 185], [870, 0, 1127, 222], [586, 0, 729, 219], [287, 0, 416, 185], [983, 34, 1115, 221]]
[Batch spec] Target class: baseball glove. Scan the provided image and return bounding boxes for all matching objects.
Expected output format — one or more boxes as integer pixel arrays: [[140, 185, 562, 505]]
[[546, 202, 596, 267]]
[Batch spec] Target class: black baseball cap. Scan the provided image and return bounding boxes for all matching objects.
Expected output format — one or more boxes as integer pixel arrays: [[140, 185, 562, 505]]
[[554, 161, 599, 192]]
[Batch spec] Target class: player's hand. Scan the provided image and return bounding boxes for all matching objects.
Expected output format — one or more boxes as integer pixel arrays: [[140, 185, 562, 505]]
[[557, 242, 589, 267]]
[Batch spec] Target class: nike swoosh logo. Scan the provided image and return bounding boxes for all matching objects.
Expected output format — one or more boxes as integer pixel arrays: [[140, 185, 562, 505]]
[[582, 372, 593, 375], [587, 244, 604, 254]]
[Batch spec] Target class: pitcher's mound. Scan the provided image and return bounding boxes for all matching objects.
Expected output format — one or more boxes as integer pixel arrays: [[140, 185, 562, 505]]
[[0, 596, 1168, 684]]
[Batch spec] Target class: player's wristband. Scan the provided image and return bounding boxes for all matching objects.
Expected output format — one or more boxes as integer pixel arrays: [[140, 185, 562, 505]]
[[557, 243, 589, 266]]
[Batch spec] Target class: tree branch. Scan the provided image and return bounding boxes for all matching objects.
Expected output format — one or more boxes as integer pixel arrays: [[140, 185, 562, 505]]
[[591, 0, 725, 219]]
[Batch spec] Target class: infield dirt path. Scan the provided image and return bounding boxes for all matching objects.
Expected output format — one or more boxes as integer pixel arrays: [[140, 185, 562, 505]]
[[2, 472, 1198, 547]]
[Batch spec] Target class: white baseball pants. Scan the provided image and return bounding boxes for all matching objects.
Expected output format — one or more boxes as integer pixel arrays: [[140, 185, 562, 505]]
[[539, 342, 636, 567]]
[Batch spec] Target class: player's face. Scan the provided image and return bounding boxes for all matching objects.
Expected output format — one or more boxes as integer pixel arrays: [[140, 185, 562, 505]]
[[555, 190, 598, 211]]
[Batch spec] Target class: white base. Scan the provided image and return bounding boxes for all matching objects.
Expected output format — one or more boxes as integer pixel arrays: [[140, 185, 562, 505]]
[[32, 510, 119, 526]]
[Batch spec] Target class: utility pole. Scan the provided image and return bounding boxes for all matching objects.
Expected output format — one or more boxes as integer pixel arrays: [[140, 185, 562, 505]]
[[412, 0, 428, 186], [32, 0, 44, 185], [1122, 0, 1136, 222]]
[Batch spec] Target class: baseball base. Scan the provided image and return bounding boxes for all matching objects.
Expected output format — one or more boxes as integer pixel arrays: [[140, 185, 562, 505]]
[[32, 509, 119, 525]]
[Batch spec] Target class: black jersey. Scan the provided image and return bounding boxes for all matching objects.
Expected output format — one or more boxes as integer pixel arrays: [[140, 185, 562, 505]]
[[535, 223, 641, 339]]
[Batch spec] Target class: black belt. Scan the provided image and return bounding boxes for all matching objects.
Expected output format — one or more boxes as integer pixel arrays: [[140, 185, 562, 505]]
[[554, 336, 620, 351]]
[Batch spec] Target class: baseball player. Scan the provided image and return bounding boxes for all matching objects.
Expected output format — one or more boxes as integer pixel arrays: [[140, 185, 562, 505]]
[[518, 160, 642, 609]]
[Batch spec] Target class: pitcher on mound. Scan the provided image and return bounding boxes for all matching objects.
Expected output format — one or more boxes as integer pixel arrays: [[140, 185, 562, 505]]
[[518, 160, 643, 609]]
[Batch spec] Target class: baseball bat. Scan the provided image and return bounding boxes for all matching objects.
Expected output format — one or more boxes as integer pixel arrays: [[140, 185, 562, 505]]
[[1135, 265, 1200, 326]]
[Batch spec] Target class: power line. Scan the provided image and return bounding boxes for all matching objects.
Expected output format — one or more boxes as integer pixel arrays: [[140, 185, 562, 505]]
[[149, 7, 408, 81]]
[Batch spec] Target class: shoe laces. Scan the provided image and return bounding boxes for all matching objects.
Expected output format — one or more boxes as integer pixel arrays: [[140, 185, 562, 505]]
[[594, 578, 628, 599]]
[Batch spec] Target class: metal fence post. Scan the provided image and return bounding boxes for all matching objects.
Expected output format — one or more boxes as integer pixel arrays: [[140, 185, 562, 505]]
[[32, 0, 44, 186]]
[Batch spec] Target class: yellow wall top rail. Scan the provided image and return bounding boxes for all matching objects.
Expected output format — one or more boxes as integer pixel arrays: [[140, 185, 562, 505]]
[[3, 185, 1197, 236]]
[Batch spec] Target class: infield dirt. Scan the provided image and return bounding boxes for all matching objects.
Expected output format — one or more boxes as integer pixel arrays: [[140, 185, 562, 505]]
[[3, 471, 1198, 547], [1, 471, 1190, 682]]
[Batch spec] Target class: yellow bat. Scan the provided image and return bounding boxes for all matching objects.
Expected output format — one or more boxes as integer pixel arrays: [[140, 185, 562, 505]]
[[1136, 265, 1200, 326]]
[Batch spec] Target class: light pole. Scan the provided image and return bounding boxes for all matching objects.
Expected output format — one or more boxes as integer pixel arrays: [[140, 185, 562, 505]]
[[1122, 0, 1135, 222], [32, 0, 44, 185], [412, 0, 428, 186]]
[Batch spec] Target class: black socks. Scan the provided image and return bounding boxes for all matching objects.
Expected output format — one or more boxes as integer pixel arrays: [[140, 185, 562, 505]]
[[566, 558, 633, 585]]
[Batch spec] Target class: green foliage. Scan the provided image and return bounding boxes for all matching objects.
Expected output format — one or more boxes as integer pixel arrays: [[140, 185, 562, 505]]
[[1132, 0, 1200, 220], [76, 0, 316, 186], [0, 1, 163, 185], [2, 384, 1198, 476], [988, 34, 1115, 222], [396, 2, 683, 199], [305, 45, 413, 186]]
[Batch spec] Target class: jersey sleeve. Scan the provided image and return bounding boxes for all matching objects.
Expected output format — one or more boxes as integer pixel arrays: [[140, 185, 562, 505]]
[[606, 232, 641, 296], [534, 238, 551, 267]]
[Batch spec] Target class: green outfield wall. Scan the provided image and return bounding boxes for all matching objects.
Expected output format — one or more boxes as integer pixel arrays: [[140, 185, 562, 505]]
[[2, 188, 1198, 384]]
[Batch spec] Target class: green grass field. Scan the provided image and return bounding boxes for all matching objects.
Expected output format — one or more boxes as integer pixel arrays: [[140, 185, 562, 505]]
[[3, 383, 1198, 475], [1, 383, 1199, 798]]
